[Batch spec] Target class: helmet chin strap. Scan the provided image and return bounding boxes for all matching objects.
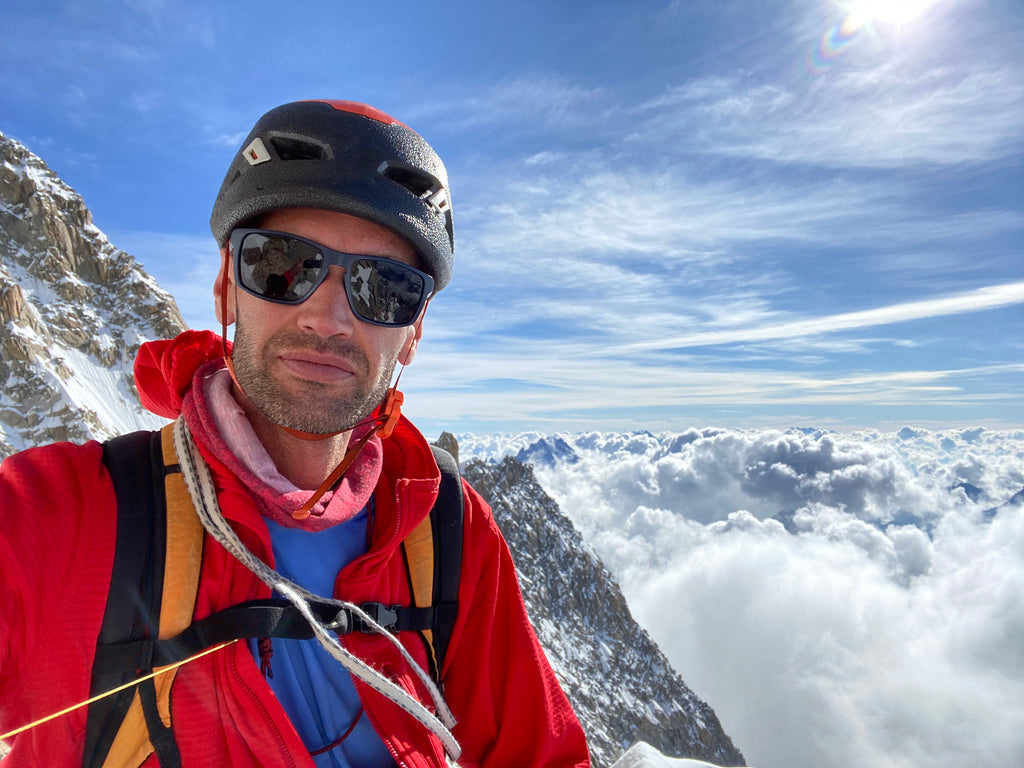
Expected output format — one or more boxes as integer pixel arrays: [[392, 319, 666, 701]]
[[218, 249, 405, 521], [288, 376, 403, 521]]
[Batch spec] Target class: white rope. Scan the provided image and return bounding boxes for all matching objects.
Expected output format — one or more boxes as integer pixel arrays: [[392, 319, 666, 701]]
[[172, 416, 461, 761]]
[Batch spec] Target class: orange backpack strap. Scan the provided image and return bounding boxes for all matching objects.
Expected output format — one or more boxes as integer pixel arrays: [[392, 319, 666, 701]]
[[401, 445, 463, 681], [85, 424, 204, 768]]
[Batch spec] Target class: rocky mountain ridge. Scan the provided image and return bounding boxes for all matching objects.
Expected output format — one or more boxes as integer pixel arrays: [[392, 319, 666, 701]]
[[0, 130, 185, 458]]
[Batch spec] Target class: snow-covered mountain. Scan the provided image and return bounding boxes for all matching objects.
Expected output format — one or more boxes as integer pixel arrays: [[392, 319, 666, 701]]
[[0, 134, 745, 767], [0, 131, 186, 458]]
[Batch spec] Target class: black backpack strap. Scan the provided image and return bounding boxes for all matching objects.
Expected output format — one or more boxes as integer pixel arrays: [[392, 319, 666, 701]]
[[85, 429, 178, 768], [91, 594, 458, 677], [429, 444, 463, 678]]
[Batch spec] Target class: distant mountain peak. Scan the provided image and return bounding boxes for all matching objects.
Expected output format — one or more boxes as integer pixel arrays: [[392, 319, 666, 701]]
[[515, 434, 579, 467]]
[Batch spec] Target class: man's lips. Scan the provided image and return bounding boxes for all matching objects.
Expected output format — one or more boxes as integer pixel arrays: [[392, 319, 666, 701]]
[[277, 350, 359, 382]]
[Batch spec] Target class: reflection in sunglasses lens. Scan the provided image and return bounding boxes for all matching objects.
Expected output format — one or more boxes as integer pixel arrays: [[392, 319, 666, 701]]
[[349, 261, 424, 325], [239, 232, 424, 326], [240, 233, 323, 302]]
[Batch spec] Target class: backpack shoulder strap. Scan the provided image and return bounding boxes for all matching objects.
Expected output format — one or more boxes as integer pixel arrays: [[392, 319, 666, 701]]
[[85, 429, 163, 768], [399, 448, 464, 684], [400, 445, 463, 680], [85, 424, 202, 768], [429, 444, 463, 677]]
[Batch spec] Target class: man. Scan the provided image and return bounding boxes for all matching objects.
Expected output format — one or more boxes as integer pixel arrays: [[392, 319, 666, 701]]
[[0, 100, 590, 766]]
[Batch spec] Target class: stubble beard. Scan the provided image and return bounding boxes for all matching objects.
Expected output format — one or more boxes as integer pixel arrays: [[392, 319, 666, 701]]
[[232, 324, 395, 435]]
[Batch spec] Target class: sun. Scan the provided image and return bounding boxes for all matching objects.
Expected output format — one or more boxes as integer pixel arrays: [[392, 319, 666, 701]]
[[845, 0, 943, 28], [809, 0, 947, 73]]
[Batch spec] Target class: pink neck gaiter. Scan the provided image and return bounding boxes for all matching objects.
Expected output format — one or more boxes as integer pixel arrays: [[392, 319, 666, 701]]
[[180, 361, 383, 531]]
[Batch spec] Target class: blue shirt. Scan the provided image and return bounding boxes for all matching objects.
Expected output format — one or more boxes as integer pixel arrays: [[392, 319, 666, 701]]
[[259, 506, 395, 767]]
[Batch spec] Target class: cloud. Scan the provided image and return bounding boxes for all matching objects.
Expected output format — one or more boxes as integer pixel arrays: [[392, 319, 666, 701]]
[[210, 131, 249, 149], [442, 112, 1020, 374], [632, 505, 1024, 768], [408, 76, 607, 136], [632, 58, 1024, 169], [447, 166, 934, 356], [616, 281, 1024, 352], [403, 314, 1024, 430], [462, 165, 908, 266], [418, 5, 1024, 172], [523, 429, 983, 529], [460, 427, 1024, 768]]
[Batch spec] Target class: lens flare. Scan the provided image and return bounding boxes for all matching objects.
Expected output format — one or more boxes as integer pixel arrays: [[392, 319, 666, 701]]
[[806, 0, 943, 75], [807, 13, 863, 75]]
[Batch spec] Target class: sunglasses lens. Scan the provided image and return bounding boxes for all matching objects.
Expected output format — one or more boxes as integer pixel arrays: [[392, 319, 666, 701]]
[[238, 232, 324, 303], [237, 231, 427, 326], [348, 259, 427, 326]]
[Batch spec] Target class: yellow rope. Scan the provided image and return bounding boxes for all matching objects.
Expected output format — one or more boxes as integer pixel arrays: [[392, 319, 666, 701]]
[[0, 640, 234, 742]]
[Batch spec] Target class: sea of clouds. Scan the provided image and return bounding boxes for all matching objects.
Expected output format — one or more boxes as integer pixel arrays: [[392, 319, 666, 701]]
[[458, 427, 1024, 768]]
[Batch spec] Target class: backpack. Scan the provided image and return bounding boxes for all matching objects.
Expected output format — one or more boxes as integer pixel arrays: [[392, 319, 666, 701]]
[[83, 423, 463, 768]]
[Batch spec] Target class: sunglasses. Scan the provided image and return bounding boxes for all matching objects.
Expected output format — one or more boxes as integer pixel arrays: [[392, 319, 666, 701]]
[[229, 228, 434, 328]]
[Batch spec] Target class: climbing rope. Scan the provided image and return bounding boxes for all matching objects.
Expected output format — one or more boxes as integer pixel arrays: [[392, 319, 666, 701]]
[[171, 416, 461, 761]]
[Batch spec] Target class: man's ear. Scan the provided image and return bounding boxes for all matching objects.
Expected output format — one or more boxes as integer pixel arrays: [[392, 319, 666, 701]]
[[213, 247, 236, 326], [398, 305, 427, 366]]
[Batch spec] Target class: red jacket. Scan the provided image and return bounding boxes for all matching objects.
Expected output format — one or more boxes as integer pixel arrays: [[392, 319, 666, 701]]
[[0, 331, 589, 767]]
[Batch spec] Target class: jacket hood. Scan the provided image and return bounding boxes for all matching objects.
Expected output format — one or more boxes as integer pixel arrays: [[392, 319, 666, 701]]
[[136, 330, 229, 419]]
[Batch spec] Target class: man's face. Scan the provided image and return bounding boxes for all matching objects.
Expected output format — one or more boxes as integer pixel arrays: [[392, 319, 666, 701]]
[[219, 207, 424, 434]]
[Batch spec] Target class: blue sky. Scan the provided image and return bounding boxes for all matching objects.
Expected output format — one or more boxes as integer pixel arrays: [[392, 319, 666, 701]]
[[3, 0, 1022, 435]]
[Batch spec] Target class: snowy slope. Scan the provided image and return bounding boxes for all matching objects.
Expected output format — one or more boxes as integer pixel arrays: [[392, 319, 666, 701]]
[[612, 742, 747, 768]]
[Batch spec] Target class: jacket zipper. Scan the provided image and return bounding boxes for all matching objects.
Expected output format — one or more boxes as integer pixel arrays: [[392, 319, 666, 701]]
[[333, 486, 404, 598]]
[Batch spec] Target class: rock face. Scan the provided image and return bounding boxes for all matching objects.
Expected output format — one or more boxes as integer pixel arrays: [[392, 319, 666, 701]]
[[462, 454, 745, 768], [0, 132, 186, 457]]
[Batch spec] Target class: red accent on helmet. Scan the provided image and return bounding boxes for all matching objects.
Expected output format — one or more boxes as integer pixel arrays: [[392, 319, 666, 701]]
[[304, 99, 410, 130]]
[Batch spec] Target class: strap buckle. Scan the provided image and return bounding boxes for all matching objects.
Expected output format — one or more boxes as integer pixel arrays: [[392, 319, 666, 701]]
[[360, 603, 399, 633]]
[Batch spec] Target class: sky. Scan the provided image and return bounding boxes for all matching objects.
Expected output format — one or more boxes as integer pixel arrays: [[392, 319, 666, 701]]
[[462, 426, 1024, 768], [2, 6, 1022, 767], [1, 0, 1022, 436]]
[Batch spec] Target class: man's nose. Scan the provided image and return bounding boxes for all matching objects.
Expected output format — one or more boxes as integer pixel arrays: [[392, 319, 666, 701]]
[[296, 266, 357, 336]]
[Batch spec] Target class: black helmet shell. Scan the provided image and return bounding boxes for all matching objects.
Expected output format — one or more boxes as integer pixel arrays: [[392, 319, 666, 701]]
[[210, 100, 454, 291]]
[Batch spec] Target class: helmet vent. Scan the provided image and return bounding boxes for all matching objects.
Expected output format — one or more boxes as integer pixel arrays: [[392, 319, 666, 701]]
[[268, 135, 330, 162], [379, 162, 440, 198]]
